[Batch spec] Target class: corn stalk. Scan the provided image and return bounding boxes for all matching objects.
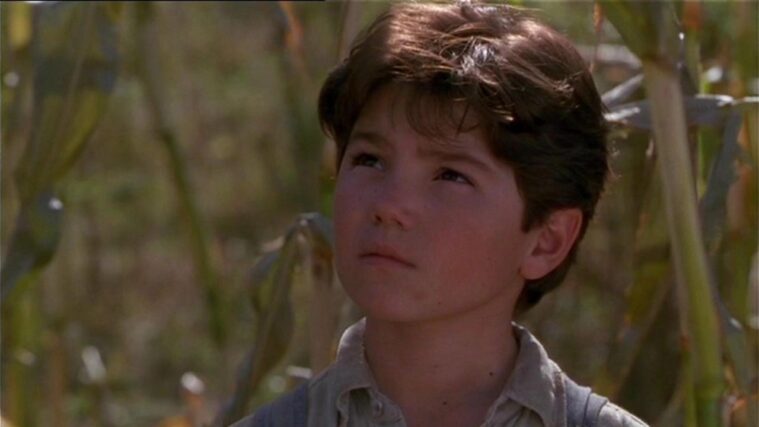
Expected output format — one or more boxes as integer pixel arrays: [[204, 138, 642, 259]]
[[603, 2, 724, 425], [133, 2, 226, 348], [1, 3, 121, 424]]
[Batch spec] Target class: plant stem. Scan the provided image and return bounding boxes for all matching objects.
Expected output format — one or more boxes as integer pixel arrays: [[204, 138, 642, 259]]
[[134, 2, 226, 347], [642, 59, 724, 427]]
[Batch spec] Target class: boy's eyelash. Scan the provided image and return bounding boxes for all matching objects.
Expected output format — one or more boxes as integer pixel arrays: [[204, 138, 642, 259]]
[[438, 168, 472, 185], [349, 152, 472, 185], [350, 152, 379, 167]]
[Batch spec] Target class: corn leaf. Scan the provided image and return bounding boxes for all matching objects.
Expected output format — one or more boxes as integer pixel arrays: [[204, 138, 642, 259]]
[[601, 73, 643, 108], [606, 95, 736, 130], [605, 2, 725, 425], [598, 177, 671, 399], [0, 194, 62, 301], [14, 2, 120, 204], [600, 1, 680, 63], [215, 227, 300, 426], [299, 213, 342, 374], [133, 1, 226, 347], [1, 2, 120, 302]]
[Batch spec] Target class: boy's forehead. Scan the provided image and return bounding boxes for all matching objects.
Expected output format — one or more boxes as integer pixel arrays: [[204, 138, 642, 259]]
[[350, 87, 506, 174], [356, 84, 489, 150]]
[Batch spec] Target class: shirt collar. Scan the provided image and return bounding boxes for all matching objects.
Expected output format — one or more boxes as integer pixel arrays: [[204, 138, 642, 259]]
[[488, 322, 562, 426], [333, 317, 371, 392], [331, 318, 561, 426], [332, 318, 404, 423]]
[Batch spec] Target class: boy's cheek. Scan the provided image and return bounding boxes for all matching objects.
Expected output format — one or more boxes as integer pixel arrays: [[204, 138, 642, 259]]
[[334, 176, 370, 219], [333, 189, 361, 254]]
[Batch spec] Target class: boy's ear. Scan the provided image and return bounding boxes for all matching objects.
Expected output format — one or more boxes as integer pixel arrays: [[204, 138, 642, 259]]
[[519, 208, 583, 280]]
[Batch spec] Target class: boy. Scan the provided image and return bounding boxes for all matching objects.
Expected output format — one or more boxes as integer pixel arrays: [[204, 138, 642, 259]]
[[235, 1, 647, 426]]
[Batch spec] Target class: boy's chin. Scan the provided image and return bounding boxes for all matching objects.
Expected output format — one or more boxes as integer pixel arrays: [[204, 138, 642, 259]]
[[349, 293, 433, 324], [362, 309, 428, 324], [350, 294, 461, 325]]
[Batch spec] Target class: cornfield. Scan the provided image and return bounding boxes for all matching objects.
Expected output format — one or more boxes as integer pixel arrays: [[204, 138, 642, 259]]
[[1, 2, 757, 426]]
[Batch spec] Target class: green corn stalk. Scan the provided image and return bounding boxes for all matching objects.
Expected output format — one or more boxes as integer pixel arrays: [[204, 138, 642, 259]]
[[607, 93, 759, 423], [603, 2, 724, 425], [1, 3, 120, 424], [596, 176, 672, 400], [336, 0, 363, 62], [133, 2, 226, 348], [642, 55, 723, 427], [275, 2, 321, 212], [596, 75, 672, 401]]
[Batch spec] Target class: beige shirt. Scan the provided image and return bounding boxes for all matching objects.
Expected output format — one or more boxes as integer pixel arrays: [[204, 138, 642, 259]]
[[306, 318, 648, 427]]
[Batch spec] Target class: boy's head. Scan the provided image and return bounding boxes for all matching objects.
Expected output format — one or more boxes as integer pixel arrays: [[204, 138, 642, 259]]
[[320, 1, 608, 316]]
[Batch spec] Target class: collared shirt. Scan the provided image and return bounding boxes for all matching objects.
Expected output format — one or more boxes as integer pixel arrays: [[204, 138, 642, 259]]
[[306, 318, 648, 427]]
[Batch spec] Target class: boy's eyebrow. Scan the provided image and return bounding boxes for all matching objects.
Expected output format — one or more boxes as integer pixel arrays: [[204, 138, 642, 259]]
[[349, 130, 390, 148], [418, 144, 495, 174], [349, 129, 494, 174]]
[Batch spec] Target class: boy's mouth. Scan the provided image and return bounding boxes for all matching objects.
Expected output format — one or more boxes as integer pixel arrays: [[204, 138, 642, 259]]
[[360, 245, 416, 268]]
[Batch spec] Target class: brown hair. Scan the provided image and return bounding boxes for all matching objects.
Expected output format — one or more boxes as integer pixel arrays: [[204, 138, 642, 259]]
[[319, 1, 609, 313]]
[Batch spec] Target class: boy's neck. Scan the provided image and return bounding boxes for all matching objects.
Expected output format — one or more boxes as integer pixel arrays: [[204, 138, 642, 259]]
[[363, 304, 518, 427]]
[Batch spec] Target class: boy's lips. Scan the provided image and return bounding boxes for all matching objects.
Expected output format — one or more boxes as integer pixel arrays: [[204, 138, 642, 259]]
[[359, 244, 416, 268]]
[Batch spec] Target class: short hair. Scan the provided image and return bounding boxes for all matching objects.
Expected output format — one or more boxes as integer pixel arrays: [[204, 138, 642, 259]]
[[318, 1, 609, 313]]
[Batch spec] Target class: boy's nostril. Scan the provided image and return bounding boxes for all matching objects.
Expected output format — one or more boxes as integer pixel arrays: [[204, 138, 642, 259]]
[[372, 208, 407, 229]]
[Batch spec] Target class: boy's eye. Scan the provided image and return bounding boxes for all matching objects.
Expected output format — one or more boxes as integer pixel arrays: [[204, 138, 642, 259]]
[[438, 168, 472, 185], [350, 152, 381, 168]]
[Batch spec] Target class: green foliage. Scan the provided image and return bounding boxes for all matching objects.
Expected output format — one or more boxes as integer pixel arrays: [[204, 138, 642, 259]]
[[2, 2, 121, 300], [1, 3, 122, 424], [134, 1, 227, 348], [14, 2, 121, 204], [603, 2, 757, 425], [215, 213, 336, 426], [601, 1, 680, 63]]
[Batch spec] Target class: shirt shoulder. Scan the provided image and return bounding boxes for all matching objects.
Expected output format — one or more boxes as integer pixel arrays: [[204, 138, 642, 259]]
[[598, 401, 650, 427], [306, 364, 344, 426], [229, 381, 311, 427]]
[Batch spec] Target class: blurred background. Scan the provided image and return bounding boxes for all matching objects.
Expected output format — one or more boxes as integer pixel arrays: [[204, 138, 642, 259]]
[[1, 1, 757, 426]]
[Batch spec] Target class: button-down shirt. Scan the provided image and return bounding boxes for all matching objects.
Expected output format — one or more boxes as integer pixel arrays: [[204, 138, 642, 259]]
[[306, 318, 648, 426]]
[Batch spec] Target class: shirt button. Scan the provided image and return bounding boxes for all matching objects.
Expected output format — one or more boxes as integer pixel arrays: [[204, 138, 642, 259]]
[[372, 399, 384, 417]]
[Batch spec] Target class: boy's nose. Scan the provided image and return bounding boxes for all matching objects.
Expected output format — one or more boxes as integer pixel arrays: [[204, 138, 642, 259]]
[[369, 178, 416, 230]]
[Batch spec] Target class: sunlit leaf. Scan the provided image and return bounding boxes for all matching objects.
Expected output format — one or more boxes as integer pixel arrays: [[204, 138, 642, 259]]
[[155, 415, 191, 427], [607, 3, 726, 424], [606, 95, 736, 130], [1, 2, 120, 302], [601, 1, 680, 63], [298, 212, 342, 374], [299, 212, 334, 254], [218, 212, 339, 424], [700, 112, 742, 252], [249, 228, 299, 383], [14, 2, 121, 204], [0, 194, 63, 300], [598, 171, 671, 398], [249, 251, 280, 315], [601, 74, 643, 108], [216, 227, 300, 426], [699, 110, 757, 412], [8, 3, 32, 49]]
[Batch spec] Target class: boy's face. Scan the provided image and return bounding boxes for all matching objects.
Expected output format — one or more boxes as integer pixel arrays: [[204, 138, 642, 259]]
[[333, 85, 537, 323]]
